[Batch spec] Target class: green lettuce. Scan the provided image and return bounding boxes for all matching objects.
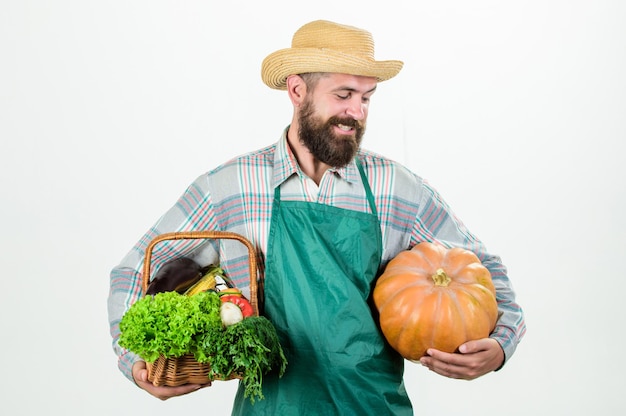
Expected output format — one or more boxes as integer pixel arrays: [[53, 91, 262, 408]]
[[119, 291, 222, 363]]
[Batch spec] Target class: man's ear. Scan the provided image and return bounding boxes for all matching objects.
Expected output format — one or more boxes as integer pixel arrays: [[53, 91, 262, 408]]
[[286, 75, 307, 107]]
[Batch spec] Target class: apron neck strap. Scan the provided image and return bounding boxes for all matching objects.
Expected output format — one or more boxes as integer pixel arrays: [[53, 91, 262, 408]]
[[355, 159, 378, 217], [273, 159, 379, 217]]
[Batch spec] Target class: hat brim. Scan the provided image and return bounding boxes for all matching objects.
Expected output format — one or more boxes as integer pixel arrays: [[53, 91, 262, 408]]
[[261, 48, 404, 90]]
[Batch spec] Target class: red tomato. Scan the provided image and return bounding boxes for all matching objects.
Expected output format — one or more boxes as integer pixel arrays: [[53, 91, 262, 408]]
[[220, 295, 254, 317]]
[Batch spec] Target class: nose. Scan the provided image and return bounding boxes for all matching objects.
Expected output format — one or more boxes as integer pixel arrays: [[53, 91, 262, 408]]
[[345, 99, 366, 120]]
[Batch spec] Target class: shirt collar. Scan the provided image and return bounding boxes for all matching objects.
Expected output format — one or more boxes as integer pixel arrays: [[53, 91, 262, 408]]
[[272, 127, 361, 188]]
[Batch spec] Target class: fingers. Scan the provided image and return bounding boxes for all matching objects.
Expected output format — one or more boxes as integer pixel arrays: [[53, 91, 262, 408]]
[[148, 383, 205, 401], [418, 338, 504, 380], [419, 350, 468, 380]]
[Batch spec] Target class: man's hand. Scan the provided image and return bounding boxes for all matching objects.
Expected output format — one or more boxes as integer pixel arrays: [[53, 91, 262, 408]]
[[132, 361, 209, 400], [418, 338, 504, 380]]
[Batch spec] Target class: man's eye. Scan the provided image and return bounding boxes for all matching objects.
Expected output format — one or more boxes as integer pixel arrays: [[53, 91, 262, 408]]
[[337, 94, 350, 100]]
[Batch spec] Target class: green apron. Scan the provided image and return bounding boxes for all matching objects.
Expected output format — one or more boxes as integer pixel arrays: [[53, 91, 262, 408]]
[[231, 162, 413, 415]]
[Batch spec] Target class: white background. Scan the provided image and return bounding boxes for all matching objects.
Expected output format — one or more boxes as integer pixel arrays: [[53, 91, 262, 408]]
[[2, 1, 624, 415]]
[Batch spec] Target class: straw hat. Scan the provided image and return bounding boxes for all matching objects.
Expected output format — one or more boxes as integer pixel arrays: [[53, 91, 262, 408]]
[[261, 20, 404, 90]]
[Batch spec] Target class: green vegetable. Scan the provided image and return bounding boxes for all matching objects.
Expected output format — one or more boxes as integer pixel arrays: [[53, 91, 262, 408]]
[[118, 291, 222, 363], [118, 290, 287, 404], [197, 316, 287, 404]]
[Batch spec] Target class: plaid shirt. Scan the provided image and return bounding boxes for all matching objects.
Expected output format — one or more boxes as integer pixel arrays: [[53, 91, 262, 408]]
[[108, 129, 526, 382]]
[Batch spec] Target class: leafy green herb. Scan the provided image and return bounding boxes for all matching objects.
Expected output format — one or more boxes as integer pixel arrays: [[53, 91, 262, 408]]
[[198, 316, 287, 404]]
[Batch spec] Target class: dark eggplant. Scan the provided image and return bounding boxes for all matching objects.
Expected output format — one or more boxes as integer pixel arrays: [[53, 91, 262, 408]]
[[145, 257, 205, 295]]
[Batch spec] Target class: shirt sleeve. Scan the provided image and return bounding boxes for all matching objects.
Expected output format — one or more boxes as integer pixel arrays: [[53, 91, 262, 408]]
[[107, 173, 219, 383], [410, 180, 526, 365]]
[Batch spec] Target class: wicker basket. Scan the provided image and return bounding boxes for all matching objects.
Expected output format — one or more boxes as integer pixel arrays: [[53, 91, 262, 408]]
[[140, 230, 259, 387]]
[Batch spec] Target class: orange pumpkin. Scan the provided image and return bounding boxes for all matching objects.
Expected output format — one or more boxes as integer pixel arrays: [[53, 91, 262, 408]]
[[373, 242, 498, 361]]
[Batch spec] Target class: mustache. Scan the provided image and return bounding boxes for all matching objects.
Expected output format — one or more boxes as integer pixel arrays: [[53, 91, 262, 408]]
[[327, 116, 364, 129]]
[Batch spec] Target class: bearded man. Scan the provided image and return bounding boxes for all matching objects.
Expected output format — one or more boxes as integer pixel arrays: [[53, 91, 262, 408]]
[[109, 20, 526, 415]]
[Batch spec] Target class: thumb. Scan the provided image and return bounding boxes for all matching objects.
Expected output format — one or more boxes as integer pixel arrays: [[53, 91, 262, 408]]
[[458, 340, 478, 354], [132, 361, 149, 383], [459, 338, 493, 354]]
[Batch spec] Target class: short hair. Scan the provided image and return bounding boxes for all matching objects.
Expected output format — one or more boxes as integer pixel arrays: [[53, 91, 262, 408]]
[[298, 72, 329, 91]]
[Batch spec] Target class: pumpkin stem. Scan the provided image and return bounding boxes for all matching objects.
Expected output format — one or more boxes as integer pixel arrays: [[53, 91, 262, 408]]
[[432, 268, 451, 287]]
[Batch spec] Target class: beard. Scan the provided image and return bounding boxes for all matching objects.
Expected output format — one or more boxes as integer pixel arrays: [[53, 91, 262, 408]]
[[297, 99, 365, 168]]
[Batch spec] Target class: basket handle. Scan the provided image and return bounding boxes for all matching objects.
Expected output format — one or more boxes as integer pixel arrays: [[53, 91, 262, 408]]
[[142, 231, 259, 316]]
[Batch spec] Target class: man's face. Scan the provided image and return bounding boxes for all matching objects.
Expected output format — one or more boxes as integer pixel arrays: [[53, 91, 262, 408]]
[[297, 74, 377, 168]]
